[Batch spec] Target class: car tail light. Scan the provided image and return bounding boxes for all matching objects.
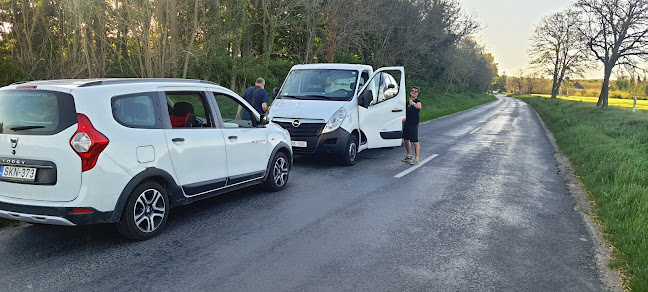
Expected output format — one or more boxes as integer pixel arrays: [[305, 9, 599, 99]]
[[70, 114, 109, 172]]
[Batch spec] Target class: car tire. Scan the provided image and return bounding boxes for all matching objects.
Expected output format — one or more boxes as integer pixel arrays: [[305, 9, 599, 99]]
[[116, 181, 170, 240], [340, 133, 358, 166], [263, 151, 290, 192]]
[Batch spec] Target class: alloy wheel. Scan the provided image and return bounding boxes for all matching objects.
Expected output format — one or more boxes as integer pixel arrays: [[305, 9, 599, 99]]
[[133, 188, 166, 233], [273, 157, 289, 187]]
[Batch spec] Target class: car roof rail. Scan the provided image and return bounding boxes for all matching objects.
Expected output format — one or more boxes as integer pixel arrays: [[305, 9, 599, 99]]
[[78, 78, 219, 87]]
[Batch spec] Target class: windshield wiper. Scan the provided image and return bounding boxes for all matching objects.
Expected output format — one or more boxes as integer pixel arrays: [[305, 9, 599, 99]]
[[278, 95, 302, 99], [10, 125, 45, 131], [303, 94, 335, 100]]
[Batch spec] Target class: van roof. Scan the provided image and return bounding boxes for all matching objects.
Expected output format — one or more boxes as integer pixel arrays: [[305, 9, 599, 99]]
[[291, 63, 373, 72]]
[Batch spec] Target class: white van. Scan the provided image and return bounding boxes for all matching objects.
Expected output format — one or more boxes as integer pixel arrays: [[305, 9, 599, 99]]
[[268, 64, 405, 165]]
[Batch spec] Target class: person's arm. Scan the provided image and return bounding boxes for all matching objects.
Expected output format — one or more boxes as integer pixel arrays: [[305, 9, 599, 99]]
[[236, 105, 243, 119], [261, 90, 270, 113], [409, 98, 422, 109]]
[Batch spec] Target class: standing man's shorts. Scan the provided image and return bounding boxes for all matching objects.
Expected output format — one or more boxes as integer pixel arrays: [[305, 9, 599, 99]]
[[402, 123, 419, 142]]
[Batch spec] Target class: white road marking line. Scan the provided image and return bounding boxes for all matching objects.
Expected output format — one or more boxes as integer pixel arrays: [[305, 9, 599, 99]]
[[394, 154, 439, 178], [469, 127, 481, 134]]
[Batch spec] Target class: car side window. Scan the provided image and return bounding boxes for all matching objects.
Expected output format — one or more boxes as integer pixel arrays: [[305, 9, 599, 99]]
[[112, 92, 161, 129], [380, 72, 399, 102], [212, 93, 255, 128], [165, 91, 214, 128]]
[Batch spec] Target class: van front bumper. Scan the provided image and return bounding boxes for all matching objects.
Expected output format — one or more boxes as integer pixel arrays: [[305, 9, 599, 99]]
[[290, 128, 351, 155]]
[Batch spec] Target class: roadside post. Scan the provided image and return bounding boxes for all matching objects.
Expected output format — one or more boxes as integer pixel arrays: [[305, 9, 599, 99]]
[[633, 96, 637, 113]]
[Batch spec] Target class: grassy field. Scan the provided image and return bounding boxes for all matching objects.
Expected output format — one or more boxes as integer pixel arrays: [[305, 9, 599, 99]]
[[534, 94, 648, 110], [517, 95, 648, 290]]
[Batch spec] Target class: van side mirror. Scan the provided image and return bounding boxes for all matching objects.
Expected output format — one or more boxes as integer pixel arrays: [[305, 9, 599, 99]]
[[358, 90, 373, 108], [272, 87, 279, 99]]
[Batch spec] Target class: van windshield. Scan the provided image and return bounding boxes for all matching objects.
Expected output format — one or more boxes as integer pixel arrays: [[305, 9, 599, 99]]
[[277, 69, 358, 101]]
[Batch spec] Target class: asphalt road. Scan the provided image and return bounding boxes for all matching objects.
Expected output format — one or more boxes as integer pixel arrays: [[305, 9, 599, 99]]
[[0, 95, 607, 291]]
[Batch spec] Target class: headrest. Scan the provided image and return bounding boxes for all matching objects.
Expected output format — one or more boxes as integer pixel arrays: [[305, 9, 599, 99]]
[[174, 102, 194, 116]]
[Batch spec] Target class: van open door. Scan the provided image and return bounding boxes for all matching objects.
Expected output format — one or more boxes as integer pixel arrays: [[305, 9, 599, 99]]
[[357, 67, 405, 149]]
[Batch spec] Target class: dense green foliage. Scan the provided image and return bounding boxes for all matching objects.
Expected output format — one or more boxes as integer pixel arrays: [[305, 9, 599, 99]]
[[0, 0, 496, 94], [518, 95, 648, 290]]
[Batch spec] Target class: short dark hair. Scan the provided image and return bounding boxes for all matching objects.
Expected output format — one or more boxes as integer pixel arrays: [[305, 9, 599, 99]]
[[411, 86, 420, 92]]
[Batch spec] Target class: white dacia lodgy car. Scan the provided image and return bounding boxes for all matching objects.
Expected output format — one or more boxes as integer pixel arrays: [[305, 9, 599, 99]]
[[0, 79, 292, 240]]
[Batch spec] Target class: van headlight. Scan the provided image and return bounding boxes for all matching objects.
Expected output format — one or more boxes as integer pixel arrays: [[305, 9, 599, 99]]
[[322, 107, 346, 134]]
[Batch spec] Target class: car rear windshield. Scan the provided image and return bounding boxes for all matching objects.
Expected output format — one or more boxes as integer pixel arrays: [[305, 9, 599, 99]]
[[0, 89, 77, 135]]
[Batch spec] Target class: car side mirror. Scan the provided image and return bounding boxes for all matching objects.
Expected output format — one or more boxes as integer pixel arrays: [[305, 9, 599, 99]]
[[272, 87, 279, 99]]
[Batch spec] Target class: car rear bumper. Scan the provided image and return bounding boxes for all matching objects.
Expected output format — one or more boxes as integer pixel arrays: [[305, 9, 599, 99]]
[[0, 201, 113, 226]]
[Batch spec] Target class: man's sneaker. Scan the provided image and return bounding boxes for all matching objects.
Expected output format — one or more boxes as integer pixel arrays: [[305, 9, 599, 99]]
[[410, 159, 419, 165], [402, 155, 413, 162]]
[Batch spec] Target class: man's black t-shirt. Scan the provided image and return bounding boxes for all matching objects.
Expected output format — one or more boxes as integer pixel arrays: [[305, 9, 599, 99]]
[[405, 98, 420, 125]]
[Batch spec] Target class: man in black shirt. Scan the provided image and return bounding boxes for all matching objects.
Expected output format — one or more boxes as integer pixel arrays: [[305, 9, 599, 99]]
[[402, 86, 422, 165]]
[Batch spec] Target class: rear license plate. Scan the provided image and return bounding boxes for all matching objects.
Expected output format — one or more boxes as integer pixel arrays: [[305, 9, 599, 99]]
[[0, 165, 37, 181], [291, 141, 307, 148]]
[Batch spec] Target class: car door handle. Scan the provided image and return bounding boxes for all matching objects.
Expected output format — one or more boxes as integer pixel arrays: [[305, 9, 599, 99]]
[[392, 109, 403, 112], [228, 136, 238, 140], [172, 138, 185, 143]]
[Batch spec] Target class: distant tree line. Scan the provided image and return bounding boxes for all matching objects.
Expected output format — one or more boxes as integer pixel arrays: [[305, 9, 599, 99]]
[[527, 0, 648, 108], [0, 0, 497, 94]]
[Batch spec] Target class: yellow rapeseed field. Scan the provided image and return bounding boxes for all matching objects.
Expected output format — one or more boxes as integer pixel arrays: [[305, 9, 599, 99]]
[[534, 94, 648, 110]]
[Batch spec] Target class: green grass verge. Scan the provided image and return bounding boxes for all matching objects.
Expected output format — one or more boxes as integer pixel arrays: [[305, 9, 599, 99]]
[[516, 94, 648, 291], [414, 89, 496, 122]]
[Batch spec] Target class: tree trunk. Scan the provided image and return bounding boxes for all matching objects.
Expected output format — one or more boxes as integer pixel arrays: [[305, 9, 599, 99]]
[[598, 64, 613, 108]]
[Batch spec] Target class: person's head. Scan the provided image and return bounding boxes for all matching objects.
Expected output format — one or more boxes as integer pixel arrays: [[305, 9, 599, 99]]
[[255, 77, 265, 88], [410, 86, 420, 98]]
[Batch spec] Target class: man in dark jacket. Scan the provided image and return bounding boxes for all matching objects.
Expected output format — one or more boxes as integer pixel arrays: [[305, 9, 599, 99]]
[[239, 77, 269, 120]]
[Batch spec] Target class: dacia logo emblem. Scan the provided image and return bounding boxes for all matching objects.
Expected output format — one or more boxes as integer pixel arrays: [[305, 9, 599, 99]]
[[292, 119, 301, 128], [10, 137, 18, 149]]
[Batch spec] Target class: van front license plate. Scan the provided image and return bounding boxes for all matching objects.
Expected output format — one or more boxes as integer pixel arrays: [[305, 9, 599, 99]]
[[291, 141, 307, 148], [0, 166, 37, 181]]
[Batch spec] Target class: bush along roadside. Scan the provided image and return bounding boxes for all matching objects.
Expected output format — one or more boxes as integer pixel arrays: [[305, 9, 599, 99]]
[[517, 95, 648, 291]]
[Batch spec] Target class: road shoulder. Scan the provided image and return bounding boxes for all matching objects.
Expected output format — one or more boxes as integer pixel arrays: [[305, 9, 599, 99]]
[[530, 105, 624, 291]]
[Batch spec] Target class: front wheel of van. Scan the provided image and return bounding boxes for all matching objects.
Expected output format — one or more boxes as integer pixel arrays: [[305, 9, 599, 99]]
[[340, 134, 358, 166], [117, 181, 170, 241]]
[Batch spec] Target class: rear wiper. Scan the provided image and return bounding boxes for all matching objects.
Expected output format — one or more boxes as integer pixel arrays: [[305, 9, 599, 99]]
[[10, 125, 45, 131]]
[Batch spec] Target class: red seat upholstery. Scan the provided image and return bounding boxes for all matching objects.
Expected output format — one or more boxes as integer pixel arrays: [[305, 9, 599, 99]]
[[170, 113, 190, 128]]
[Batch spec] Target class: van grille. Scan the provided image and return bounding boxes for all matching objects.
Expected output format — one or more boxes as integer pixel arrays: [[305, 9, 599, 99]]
[[275, 122, 325, 137]]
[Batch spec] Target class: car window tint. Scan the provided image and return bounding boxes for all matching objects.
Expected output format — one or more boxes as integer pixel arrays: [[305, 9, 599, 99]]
[[112, 93, 160, 128], [166, 92, 214, 128], [0, 89, 76, 135], [212, 93, 254, 128]]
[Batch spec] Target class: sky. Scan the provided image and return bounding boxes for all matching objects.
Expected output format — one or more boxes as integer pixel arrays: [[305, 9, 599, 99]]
[[459, 0, 598, 78]]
